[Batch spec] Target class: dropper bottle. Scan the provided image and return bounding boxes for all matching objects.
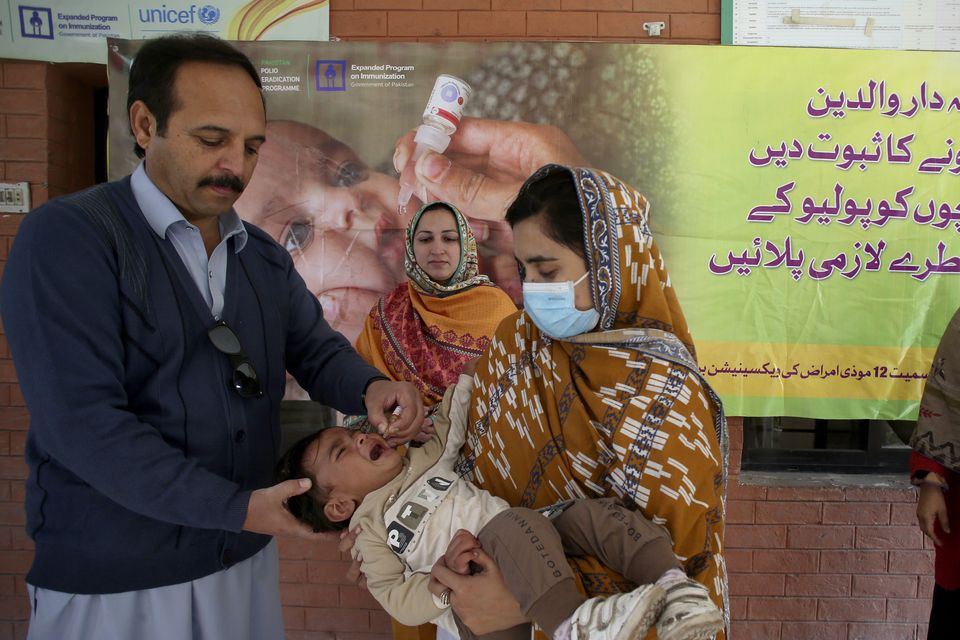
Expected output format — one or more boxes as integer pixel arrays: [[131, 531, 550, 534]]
[[397, 74, 472, 212]]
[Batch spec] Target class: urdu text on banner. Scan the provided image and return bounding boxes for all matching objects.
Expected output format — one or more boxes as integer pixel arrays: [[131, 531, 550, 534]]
[[106, 40, 960, 420]]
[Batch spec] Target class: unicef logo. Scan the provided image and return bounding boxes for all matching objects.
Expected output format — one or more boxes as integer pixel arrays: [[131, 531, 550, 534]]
[[198, 5, 220, 24]]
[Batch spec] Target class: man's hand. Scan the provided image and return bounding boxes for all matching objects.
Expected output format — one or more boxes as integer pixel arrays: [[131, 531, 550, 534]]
[[363, 379, 424, 445], [918, 483, 951, 546], [242, 478, 324, 538], [431, 548, 526, 634]]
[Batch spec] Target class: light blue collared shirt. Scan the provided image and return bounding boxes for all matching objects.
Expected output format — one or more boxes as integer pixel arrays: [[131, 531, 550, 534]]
[[131, 163, 248, 320]]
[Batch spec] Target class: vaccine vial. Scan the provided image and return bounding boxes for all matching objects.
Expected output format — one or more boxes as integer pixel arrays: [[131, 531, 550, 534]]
[[397, 74, 473, 212]]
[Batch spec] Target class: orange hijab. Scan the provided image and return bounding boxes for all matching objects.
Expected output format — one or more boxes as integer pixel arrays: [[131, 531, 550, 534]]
[[463, 166, 729, 637], [356, 202, 516, 405]]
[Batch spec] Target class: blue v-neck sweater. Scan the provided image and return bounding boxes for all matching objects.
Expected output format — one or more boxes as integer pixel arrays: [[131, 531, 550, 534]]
[[0, 177, 384, 593]]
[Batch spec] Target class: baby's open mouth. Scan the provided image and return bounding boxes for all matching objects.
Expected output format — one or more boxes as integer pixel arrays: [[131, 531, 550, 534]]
[[370, 443, 384, 461]]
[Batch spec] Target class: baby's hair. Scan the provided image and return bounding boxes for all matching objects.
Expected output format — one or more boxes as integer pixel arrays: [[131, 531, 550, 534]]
[[275, 429, 349, 532]]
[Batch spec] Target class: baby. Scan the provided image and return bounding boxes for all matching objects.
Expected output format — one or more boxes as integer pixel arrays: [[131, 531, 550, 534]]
[[277, 375, 724, 640]]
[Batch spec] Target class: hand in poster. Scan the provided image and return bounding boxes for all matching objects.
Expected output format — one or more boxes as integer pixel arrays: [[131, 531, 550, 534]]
[[393, 118, 585, 222]]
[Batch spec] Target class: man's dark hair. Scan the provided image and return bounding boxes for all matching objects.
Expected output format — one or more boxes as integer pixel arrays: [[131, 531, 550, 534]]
[[505, 165, 586, 261], [275, 430, 349, 533], [127, 33, 262, 159]]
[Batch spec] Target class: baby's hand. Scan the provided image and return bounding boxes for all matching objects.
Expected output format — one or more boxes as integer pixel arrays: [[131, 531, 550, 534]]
[[444, 529, 481, 575], [339, 526, 367, 590], [411, 417, 436, 443], [460, 358, 479, 377]]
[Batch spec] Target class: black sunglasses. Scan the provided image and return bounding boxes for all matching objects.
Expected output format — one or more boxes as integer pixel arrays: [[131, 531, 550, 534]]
[[207, 320, 263, 399]]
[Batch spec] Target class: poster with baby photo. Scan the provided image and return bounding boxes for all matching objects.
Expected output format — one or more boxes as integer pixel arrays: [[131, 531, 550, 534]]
[[107, 39, 960, 421]]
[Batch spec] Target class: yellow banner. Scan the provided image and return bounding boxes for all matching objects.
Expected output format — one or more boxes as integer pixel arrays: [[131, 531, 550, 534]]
[[698, 341, 934, 401]]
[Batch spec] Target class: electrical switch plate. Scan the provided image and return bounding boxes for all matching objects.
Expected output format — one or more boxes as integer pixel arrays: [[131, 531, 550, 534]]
[[0, 182, 30, 213], [643, 21, 666, 37]]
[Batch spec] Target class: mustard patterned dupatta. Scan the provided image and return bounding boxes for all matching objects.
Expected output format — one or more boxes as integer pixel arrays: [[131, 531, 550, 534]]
[[356, 202, 516, 405], [462, 166, 729, 638]]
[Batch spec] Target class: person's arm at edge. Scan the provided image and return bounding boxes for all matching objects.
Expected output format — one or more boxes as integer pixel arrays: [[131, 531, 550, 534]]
[[911, 451, 952, 546]]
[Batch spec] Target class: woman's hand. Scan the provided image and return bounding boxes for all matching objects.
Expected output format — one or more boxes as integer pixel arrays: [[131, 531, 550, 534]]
[[918, 483, 951, 546], [431, 548, 526, 634], [428, 559, 451, 599], [338, 526, 367, 589]]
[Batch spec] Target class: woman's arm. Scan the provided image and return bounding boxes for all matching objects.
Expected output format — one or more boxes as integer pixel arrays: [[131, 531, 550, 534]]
[[431, 548, 526, 634]]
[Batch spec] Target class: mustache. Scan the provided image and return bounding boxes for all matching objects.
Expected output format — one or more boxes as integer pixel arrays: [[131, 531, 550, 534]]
[[198, 174, 245, 193]]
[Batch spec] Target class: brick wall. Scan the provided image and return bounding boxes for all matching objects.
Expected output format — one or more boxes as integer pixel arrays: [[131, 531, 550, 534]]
[[0, 2, 935, 639], [330, 0, 720, 43], [726, 422, 932, 640], [0, 59, 99, 639]]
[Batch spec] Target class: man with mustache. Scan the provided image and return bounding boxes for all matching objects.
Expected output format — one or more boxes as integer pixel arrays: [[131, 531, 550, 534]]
[[0, 34, 423, 640]]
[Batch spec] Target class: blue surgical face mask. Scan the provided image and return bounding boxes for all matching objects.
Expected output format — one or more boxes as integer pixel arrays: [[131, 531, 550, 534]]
[[522, 272, 600, 339]]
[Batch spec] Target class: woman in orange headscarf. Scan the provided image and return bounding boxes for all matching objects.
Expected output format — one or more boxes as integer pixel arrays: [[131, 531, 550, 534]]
[[356, 201, 517, 407], [443, 165, 728, 640]]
